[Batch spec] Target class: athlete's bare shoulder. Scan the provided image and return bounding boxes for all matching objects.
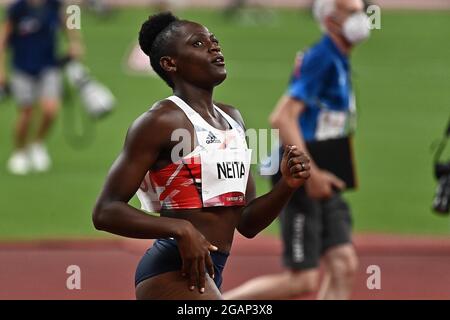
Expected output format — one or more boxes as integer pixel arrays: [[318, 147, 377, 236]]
[[214, 102, 246, 129], [143, 98, 187, 128], [124, 99, 187, 151]]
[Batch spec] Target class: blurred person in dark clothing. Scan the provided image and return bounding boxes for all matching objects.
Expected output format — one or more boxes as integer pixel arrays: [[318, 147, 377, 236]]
[[0, 0, 83, 174]]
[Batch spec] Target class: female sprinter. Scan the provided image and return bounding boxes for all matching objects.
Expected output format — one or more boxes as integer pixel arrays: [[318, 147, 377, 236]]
[[92, 12, 310, 300]]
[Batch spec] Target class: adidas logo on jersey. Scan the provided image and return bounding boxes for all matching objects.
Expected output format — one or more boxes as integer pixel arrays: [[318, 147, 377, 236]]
[[205, 131, 221, 144]]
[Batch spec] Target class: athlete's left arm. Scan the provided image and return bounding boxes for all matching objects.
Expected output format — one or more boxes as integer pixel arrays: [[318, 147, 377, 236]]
[[215, 103, 311, 238]]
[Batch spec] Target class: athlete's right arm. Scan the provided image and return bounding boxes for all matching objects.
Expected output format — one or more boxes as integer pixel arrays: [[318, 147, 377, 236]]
[[92, 104, 190, 239], [92, 102, 217, 293], [0, 20, 12, 85], [92, 105, 190, 238]]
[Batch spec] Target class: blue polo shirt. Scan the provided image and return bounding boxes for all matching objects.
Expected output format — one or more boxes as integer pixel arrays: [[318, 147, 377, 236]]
[[7, 0, 61, 76], [288, 35, 355, 142]]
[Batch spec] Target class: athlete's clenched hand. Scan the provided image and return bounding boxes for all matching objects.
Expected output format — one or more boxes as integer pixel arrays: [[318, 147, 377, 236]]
[[280, 145, 311, 188]]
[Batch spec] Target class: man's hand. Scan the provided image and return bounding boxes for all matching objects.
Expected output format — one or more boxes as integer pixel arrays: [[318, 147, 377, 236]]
[[280, 145, 311, 189], [305, 168, 346, 199]]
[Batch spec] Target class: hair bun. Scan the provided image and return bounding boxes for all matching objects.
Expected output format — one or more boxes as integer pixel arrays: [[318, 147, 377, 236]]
[[139, 12, 179, 56]]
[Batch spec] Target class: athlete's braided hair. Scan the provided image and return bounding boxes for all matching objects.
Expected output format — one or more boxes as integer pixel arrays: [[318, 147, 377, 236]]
[[139, 12, 183, 88]]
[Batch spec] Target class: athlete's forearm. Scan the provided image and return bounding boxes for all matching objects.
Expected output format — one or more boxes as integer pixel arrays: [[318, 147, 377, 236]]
[[237, 178, 296, 238], [92, 201, 192, 240]]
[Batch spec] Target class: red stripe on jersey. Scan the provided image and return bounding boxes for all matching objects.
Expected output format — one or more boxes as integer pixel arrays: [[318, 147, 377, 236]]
[[149, 156, 203, 209]]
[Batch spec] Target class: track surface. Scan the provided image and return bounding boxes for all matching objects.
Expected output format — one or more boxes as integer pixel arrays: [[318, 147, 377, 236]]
[[1, 233, 449, 300]]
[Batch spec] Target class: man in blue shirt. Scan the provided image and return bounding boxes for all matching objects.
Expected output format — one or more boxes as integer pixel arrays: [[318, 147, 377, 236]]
[[0, 0, 83, 175], [224, 0, 370, 300]]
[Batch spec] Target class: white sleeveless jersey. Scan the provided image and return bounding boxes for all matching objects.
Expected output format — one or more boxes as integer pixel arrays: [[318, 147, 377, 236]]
[[136, 95, 252, 212]]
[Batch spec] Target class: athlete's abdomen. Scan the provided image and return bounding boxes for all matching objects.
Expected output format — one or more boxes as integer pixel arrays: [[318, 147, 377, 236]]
[[161, 207, 242, 253]]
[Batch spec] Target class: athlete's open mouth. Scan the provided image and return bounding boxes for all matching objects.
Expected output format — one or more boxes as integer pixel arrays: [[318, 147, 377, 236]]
[[211, 55, 225, 66]]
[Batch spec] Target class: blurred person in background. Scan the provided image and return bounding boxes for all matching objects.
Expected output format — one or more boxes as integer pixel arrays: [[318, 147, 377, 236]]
[[0, 0, 83, 175], [150, 0, 186, 13], [223, 0, 247, 19], [224, 0, 370, 300]]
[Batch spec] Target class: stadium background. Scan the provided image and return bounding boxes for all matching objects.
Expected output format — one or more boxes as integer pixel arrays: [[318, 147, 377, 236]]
[[0, 0, 449, 299]]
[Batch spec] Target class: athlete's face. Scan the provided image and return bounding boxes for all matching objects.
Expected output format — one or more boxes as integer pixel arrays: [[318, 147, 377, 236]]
[[163, 22, 227, 89]]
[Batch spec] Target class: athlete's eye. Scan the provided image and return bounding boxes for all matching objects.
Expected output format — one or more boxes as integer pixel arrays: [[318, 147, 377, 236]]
[[193, 40, 203, 47]]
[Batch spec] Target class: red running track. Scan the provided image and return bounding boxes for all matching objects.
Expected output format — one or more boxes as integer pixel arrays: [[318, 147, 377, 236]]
[[0, 233, 449, 300]]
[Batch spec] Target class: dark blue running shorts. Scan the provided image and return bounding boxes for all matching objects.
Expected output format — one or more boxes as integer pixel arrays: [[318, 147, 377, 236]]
[[135, 238, 229, 290]]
